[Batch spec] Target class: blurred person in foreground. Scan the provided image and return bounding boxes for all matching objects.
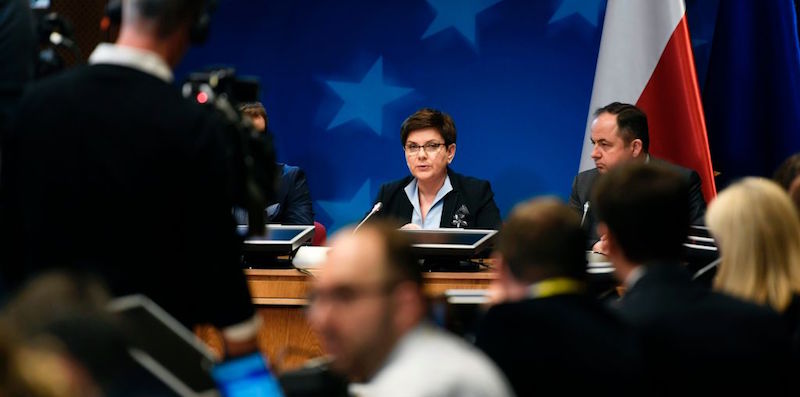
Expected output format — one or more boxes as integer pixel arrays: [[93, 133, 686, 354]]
[[475, 197, 642, 396], [237, 101, 314, 225], [372, 108, 501, 230], [0, 0, 265, 357], [306, 222, 512, 396], [593, 162, 793, 394], [0, 272, 174, 397], [706, 177, 800, 356]]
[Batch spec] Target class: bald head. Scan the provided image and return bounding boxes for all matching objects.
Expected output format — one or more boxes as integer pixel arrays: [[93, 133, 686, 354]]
[[307, 223, 423, 381], [322, 228, 392, 290]]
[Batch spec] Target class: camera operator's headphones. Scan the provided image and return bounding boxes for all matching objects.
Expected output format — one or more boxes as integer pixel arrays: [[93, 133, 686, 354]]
[[102, 0, 216, 44]]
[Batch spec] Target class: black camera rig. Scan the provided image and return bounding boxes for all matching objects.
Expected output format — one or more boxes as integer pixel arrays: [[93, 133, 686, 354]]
[[182, 68, 278, 237]]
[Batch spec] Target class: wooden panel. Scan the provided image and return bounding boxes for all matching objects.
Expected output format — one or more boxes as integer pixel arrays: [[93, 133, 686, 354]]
[[194, 306, 324, 373], [421, 271, 495, 297], [197, 268, 497, 374], [256, 306, 324, 373], [244, 268, 496, 300], [245, 269, 314, 300], [252, 298, 308, 306]]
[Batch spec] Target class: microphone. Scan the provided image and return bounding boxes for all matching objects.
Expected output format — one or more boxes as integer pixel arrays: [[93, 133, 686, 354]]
[[580, 201, 590, 227], [354, 202, 382, 233]]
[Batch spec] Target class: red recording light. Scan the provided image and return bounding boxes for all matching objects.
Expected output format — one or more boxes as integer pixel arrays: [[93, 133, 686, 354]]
[[196, 91, 208, 104]]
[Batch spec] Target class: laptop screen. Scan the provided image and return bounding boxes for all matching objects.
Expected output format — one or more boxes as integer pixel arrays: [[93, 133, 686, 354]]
[[403, 230, 494, 246], [399, 229, 498, 259], [242, 227, 309, 242]]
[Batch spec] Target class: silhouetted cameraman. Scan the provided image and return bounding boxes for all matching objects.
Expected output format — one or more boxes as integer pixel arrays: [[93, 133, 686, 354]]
[[0, 0, 271, 357]]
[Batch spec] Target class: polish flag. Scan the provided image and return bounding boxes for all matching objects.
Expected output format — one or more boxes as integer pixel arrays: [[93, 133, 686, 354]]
[[579, 0, 716, 202]]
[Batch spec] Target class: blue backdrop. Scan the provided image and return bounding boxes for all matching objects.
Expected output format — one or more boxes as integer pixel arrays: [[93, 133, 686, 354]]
[[174, 0, 725, 232], [703, 0, 800, 187]]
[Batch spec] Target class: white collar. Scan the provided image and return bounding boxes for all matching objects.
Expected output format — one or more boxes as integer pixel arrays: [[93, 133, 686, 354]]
[[404, 175, 453, 208], [367, 323, 432, 380], [89, 43, 173, 83]]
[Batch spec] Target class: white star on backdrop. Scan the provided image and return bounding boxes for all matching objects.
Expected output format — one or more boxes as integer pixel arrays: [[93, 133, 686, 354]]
[[422, 0, 503, 47], [325, 57, 414, 135], [317, 179, 374, 231], [549, 0, 604, 27]]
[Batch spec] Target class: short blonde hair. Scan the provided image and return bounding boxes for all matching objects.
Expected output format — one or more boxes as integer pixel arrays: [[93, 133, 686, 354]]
[[706, 177, 800, 312]]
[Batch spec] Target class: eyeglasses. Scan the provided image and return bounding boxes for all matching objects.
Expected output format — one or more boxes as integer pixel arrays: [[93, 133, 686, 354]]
[[307, 284, 394, 310], [404, 142, 446, 155]]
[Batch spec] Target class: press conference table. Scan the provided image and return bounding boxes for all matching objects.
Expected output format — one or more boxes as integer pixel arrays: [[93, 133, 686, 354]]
[[194, 252, 619, 372], [240, 267, 496, 372]]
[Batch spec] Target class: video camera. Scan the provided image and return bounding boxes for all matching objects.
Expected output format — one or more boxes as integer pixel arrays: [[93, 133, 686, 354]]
[[182, 68, 278, 237], [30, 1, 82, 79]]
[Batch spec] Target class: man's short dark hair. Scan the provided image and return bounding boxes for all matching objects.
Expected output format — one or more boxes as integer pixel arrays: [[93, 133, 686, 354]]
[[774, 153, 800, 191], [361, 222, 422, 288], [774, 153, 800, 214], [594, 102, 650, 153], [128, 0, 206, 38], [592, 163, 689, 263], [239, 102, 268, 129], [400, 108, 457, 147], [498, 198, 587, 282]]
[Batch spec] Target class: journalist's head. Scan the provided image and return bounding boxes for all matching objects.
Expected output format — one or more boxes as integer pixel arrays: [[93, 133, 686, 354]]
[[306, 222, 423, 382]]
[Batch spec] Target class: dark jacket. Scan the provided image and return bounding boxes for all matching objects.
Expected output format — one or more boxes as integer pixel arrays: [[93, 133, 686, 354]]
[[273, 164, 314, 225], [781, 293, 800, 362], [616, 263, 793, 395], [0, 64, 255, 329], [235, 163, 314, 225], [372, 168, 501, 229], [568, 157, 707, 248], [476, 292, 643, 396]]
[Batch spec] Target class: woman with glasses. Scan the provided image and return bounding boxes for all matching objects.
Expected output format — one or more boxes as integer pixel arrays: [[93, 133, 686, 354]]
[[371, 108, 501, 230]]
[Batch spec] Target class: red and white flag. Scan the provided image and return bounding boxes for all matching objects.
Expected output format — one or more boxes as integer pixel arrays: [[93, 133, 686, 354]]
[[579, 0, 716, 202]]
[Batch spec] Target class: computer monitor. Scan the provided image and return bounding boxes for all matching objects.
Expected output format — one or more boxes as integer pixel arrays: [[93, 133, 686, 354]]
[[240, 225, 315, 256], [684, 226, 719, 286], [108, 295, 218, 397], [30, 0, 50, 9], [400, 228, 497, 258], [110, 295, 286, 397]]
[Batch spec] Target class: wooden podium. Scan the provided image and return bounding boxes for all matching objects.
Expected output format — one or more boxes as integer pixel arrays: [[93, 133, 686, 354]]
[[236, 268, 496, 372]]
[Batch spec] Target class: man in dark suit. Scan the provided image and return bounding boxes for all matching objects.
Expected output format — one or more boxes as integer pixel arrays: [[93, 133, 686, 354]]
[[593, 163, 793, 394], [372, 108, 501, 230], [0, 0, 268, 357], [239, 102, 314, 225], [569, 102, 706, 251], [475, 197, 642, 396]]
